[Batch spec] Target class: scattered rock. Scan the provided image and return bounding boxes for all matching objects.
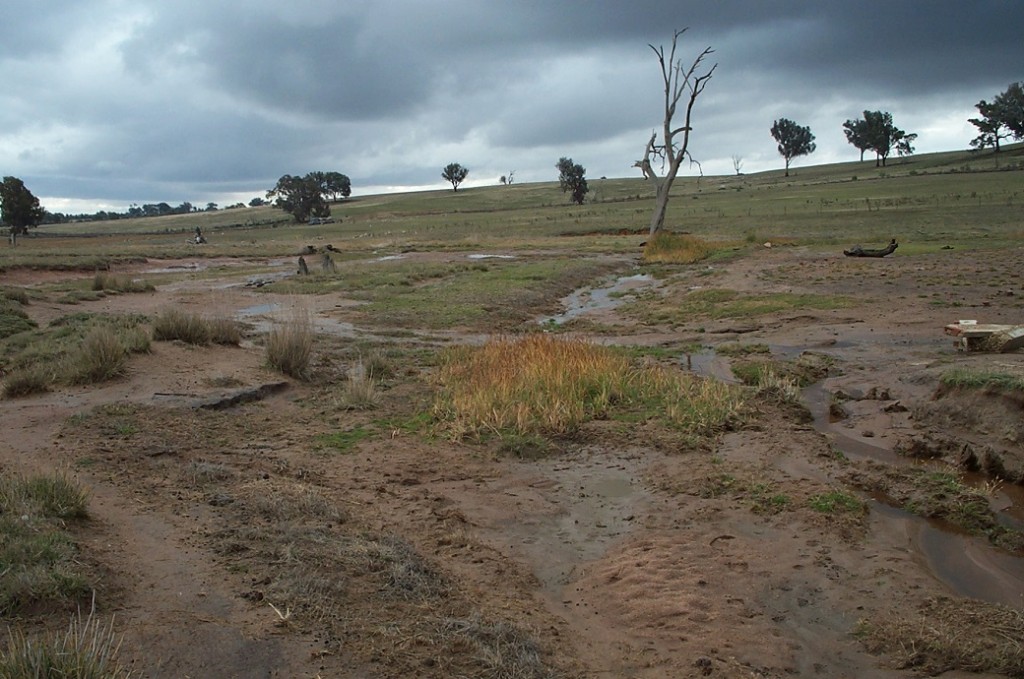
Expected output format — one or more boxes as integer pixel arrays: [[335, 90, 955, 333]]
[[883, 400, 908, 413]]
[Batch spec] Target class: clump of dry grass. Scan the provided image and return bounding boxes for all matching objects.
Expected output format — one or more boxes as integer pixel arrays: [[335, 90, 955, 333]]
[[433, 334, 745, 440], [0, 605, 131, 679], [860, 597, 1024, 676], [66, 326, 128, 384], [642, 232, 716, 264], [265, 310, 314, 379], [152, 308, 240, 345], [335, 361, 382, 410], [438, 615, 557, 679], [2, 364, 52, 398], [92, 271, 154, 293]]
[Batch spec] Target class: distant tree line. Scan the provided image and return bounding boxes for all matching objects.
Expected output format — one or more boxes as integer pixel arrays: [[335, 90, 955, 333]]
[[34, 198, 270, 225]]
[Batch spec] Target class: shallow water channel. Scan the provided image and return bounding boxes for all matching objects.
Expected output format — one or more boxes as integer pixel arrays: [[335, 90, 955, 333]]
[[540, 273, 654, 326], [688, 349, 1024, 610]]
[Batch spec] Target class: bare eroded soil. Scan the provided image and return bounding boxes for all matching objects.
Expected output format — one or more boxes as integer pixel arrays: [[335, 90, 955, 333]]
[[2, 243, 1023, 678]]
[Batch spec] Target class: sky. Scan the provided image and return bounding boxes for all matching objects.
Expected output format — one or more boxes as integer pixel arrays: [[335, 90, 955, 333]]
[[2, 1, 1022, 215]]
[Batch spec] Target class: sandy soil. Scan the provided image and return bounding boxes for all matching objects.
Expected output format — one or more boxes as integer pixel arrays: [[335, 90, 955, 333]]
[[1, 243, 1022, 678]]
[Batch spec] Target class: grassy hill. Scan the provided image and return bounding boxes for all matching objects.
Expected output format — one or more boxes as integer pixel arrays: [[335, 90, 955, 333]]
[[16, 143, 1024, 261]]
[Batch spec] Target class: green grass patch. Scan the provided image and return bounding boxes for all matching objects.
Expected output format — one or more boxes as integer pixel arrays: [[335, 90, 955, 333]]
[[940, 367, 1024, 394], [1, 312, 150, 396], [638, 288, 855, 325], [0, 472, 92, 615], [316, 426, 374, 454], [808, 490, 866, 514], [0, 297, 36, 339]]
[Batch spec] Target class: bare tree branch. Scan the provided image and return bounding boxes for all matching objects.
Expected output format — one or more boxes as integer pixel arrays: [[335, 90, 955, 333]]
[[642, 30, 716, 235]]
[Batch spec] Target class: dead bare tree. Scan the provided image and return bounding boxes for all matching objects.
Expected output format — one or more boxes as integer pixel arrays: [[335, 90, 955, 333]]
[[641, 29, 715, 236]]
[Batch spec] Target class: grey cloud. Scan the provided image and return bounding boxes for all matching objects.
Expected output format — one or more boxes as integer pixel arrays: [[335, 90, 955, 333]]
[[4, 0, 1023, 211]]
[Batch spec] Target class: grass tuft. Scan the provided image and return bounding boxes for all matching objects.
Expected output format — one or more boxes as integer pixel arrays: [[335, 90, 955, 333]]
[[265, 310, 314, 379], [860, 597, 1024, 676], [0, 298, 36, 340], [152, 308, 241, 346], [642, 232, 716, 264], [438, 615, 557, 679], [2, 364, 52, 398], [66, 326, 129, 384], [433, 334, 745, 440], [335, 361, 382, 410], [0, 605, 132, 679], [92, 271, 154, 293], [808, 489, 866, 514]]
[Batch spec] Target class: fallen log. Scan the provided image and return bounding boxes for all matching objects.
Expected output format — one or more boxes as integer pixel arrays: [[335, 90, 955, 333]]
[[844, 238, 898, 258]]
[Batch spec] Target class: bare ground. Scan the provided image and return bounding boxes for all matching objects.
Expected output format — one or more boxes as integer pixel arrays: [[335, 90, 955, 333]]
[[2, 243, 1023, 678]]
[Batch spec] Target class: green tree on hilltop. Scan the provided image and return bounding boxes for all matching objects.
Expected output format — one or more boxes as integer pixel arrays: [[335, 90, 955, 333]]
[[0, 176, 45, 246]]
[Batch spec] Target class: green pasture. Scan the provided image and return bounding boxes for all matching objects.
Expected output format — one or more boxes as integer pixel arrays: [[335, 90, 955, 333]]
[[3, 144, 1022, 268]]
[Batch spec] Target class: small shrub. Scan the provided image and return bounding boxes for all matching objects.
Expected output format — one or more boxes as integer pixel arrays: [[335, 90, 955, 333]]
[[266, 310, 314, 379]]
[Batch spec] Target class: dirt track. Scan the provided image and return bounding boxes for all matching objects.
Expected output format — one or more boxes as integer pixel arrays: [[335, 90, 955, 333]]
[[2, 243, 1023, 678]]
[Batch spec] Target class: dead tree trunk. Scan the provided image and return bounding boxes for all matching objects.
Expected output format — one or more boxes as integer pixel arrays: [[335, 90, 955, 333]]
[[641, 30, 715, 237]]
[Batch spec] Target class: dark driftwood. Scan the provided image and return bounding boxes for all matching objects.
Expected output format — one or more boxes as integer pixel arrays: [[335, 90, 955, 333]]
[[844, 238, 898, 258]]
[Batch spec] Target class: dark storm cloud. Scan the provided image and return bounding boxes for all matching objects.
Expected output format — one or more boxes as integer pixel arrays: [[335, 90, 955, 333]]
[[3, 0, 1022, 211]]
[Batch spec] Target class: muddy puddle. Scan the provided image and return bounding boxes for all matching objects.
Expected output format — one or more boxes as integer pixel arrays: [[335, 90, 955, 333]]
[[540, 273, 654, 326], [455, 450, 649, 596], [689, 345, 1024, 609]]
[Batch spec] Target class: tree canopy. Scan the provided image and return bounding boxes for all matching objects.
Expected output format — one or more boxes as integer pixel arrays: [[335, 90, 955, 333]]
[[843, 111, 917, 166], [441, 163, 469, 191], [969, 82, 1024, 152], [309, 171, 352, 202], [555, 157, 589, 205], [0, 176, 45, 244], [841, 118, 872, 162], [770, 118, 816, 176], [267, 173, 333, 223]]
